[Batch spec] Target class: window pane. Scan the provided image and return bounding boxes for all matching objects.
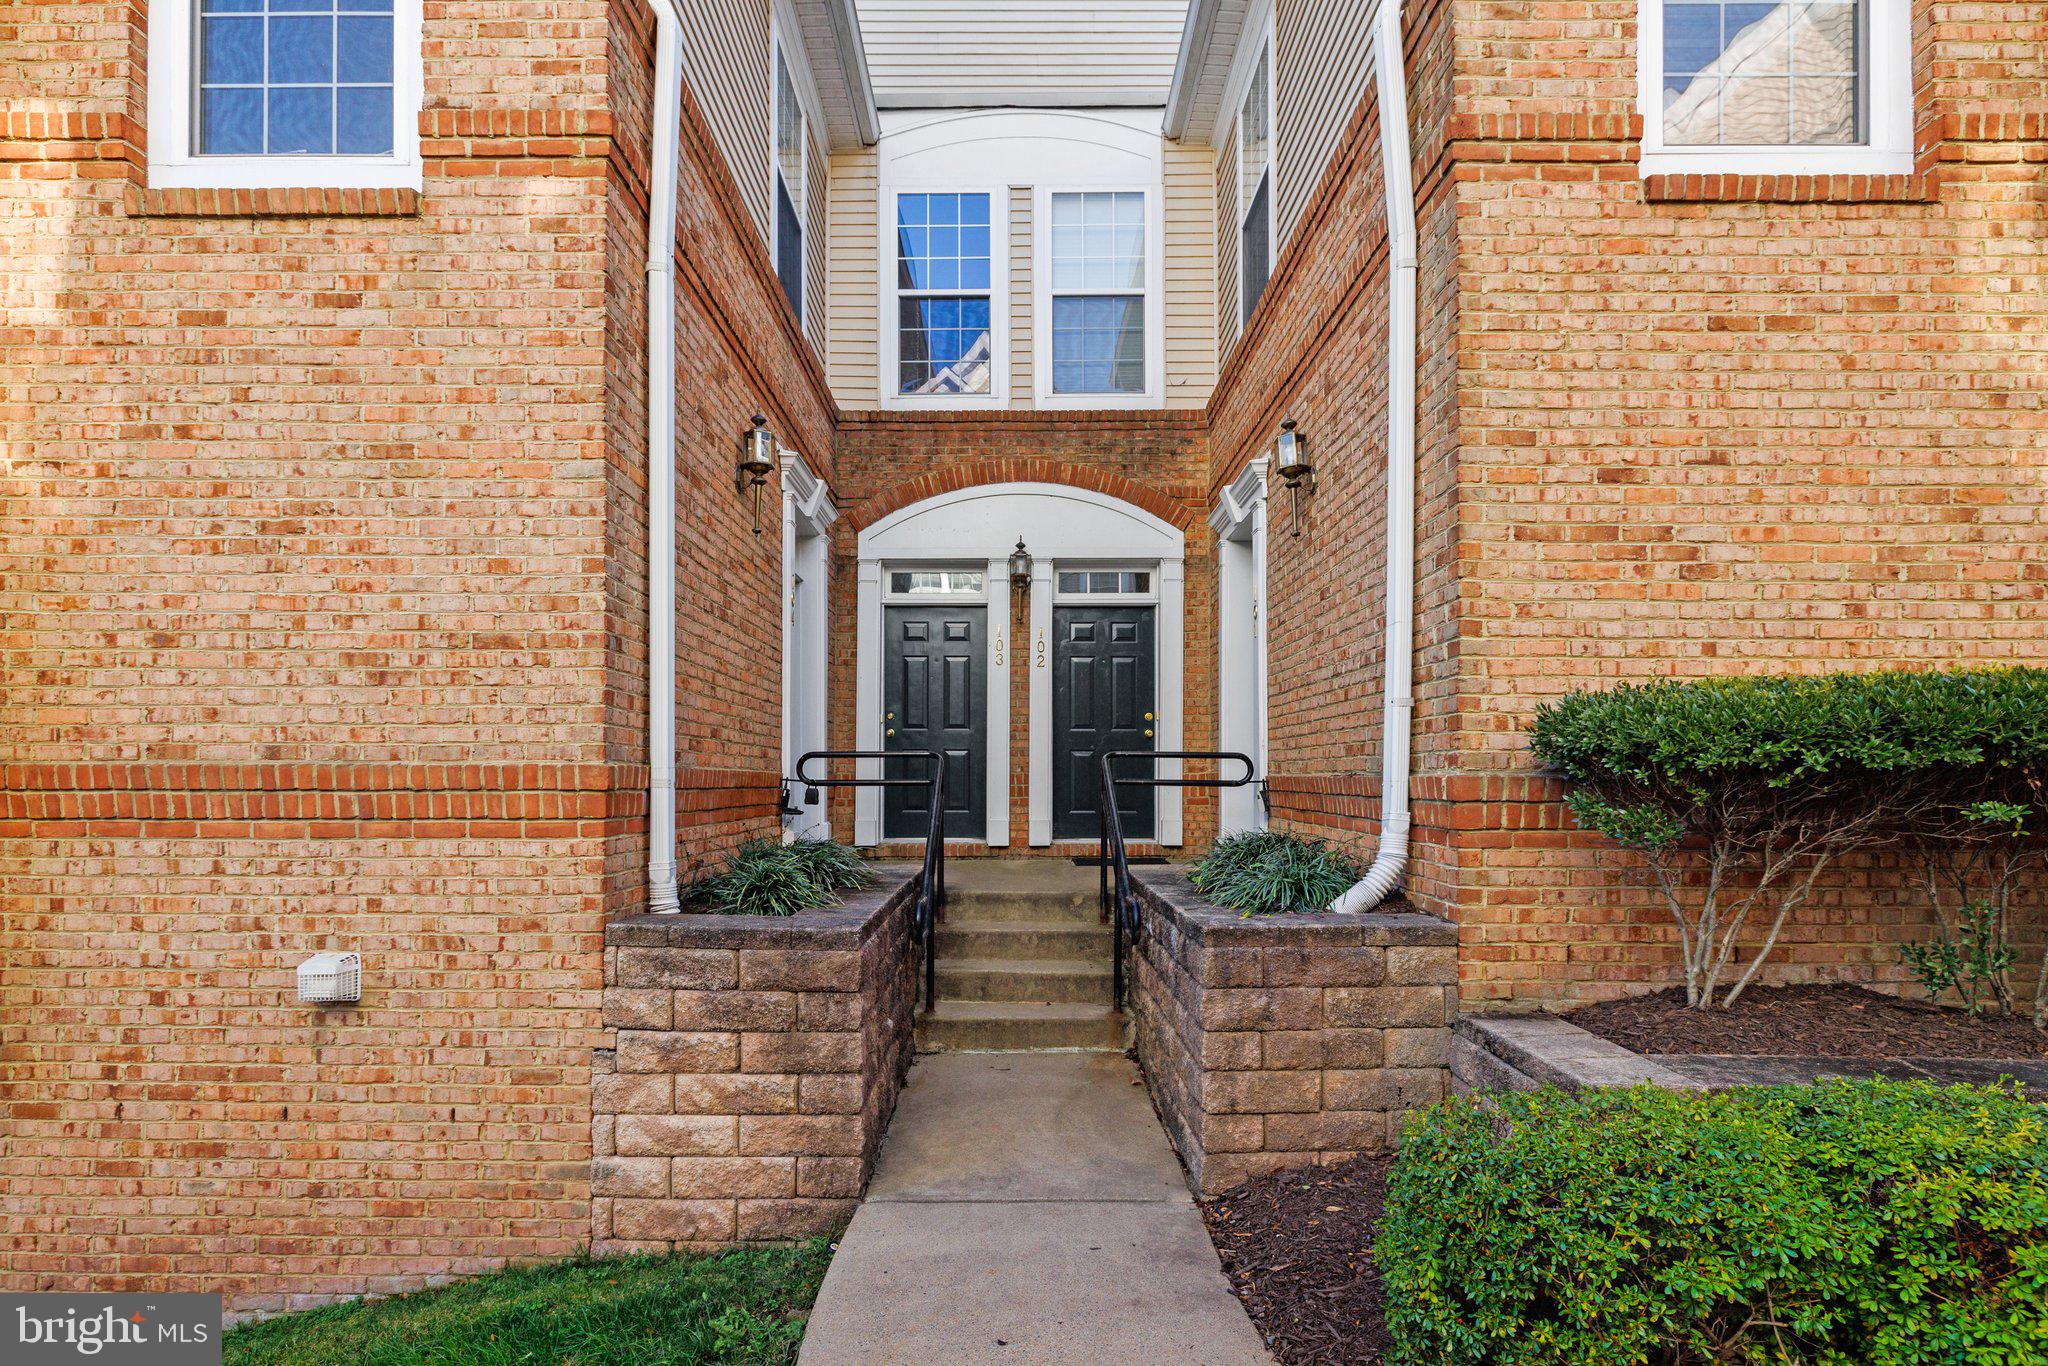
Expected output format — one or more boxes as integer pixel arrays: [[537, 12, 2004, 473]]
[[776, 176, 804, 317], [1238, 46, 1269, 205], [898, 296, 992, 395], [335, 86, 393, 153], [201, 87, 264, 154], [775, 55, 804, 203], [1240, 172, 1270, 323], [336, 16, 393, 82], [1050, 295, 1144, 395], [1051, 191, 1144, 292], [268, 87, 333, 153], [1661, 0, 1864, 147], [268, 15, 333, 83], [897, 192, 991, 294], [201, 17, 263, 82]]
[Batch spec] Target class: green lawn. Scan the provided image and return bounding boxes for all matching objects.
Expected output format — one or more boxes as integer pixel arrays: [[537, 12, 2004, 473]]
[[223, 1242, 835, 1366]]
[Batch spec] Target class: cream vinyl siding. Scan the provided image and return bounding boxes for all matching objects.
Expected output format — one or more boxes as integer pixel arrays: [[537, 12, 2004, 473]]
[[680, 0, 773, 242], [805, 121, 830, 354], [1273, 0, 1371, 249], [1163, 142, 1216, 408], [855, 0, 1188, 107], [1216, 113, 1241, 362], [1009, 186, 1034, 408], [825, 146, 879, 405]]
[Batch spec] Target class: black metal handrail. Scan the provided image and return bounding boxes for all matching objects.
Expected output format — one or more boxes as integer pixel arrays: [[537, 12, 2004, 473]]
[[1098, 750, 1257, 1009], [793, 749, 947, 1013]]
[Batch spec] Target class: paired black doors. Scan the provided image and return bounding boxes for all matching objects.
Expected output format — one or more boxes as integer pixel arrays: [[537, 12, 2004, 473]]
[[882, 606, 987, 840], [1052, 606, 1157, 840]]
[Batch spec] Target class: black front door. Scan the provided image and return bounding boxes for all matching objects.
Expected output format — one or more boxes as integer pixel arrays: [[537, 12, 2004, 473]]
[[1053, 606, 1157, 840], [883, 605, 987, 840]]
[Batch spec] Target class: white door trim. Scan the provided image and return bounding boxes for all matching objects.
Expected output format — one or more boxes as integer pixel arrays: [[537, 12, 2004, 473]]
[[1211, 457, 1269, 836], [781, 454, 838, 842], [856, 482, 1185, 848]]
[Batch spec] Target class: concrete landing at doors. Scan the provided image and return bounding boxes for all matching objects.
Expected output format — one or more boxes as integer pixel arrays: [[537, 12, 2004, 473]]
[[798, 1053, 1272, 1365]]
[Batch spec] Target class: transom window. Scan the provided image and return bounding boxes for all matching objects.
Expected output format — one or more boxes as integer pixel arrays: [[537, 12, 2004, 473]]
[[197, 0, 396, 155], [1638, 0, 1911, 175], [895, 193, 995, 397], [888, 569, 987, 597], [773, 46, 807, 321], [1056, 570, 1151, 596], [1048, 192, 1148, 396], [1237, 42, 1272, 326]]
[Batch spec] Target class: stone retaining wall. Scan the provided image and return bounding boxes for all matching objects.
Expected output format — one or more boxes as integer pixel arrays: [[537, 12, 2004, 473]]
[[1127, 868, 1459, 1194], [591, 867, 920, 1251]]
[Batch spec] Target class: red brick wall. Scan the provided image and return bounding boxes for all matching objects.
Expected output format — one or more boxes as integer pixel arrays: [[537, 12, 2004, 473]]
[[1206, 0, 1467, 918], [1444, 0, 2048, 1008], [1, 0, 834, 1311], [827, 417, 1215, 853]]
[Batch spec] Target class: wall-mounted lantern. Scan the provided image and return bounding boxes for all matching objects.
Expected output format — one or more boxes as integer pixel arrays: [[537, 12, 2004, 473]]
[[737, 413, 779, 534], [1275, 417, 1314, 536], [1008, 538, 1034, 592]]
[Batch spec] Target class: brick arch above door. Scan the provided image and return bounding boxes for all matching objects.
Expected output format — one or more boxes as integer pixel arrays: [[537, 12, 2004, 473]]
[[846, 458, 1198, 537]]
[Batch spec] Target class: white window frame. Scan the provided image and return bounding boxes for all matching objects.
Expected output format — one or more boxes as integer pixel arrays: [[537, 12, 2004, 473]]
[[146, 0, 424, 190], [1222, 11, 1276, 328], [1637, 0, 1914, 178], [1031, 186, 1165, 410], [1050, 563, 1161, 606], [769, 10, 823, 328], [878, 184, 1010, 410]]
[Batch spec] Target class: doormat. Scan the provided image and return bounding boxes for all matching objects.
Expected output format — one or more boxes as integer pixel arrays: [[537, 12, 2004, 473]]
[[1070, 856, 1169, 867]]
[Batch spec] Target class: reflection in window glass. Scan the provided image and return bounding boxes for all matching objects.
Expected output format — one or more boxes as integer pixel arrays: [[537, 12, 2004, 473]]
[[1056, 570, 1152, 595], [198, 0, 396, 155], [889, 570, 987, 596], [774, 53, 805, 317], [1049, 192, 1146, 395], [896, 193, 993, 395], [1661, 0, 1862, 146], [1238, 45, 1272, 322]]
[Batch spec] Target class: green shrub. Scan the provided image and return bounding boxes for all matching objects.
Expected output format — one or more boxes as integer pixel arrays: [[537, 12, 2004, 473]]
[[1188, 829, 1361, 915], [1528, 667, 2048, 1008], [695, 838, 870, 917], [1379, 1080, 2048, 1366]]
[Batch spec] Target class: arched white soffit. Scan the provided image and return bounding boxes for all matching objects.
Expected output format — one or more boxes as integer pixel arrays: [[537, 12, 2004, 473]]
[[856, 482, 1187, 850], [878, 108, 1164, 188], [860, 482, 1184, 562]]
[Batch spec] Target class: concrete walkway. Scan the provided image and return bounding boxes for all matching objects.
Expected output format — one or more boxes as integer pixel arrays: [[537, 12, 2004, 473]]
[[799, 1052, 1272, 1365]]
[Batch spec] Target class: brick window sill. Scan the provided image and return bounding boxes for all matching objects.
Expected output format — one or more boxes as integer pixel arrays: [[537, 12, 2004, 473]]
[[1641, 172, 1939, 205], [126, 185, 423, 217]]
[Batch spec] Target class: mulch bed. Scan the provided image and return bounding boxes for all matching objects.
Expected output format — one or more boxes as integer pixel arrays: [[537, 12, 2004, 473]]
[[1200, 1155, 1393, 1366], [1563, 983, 2048, 1060]]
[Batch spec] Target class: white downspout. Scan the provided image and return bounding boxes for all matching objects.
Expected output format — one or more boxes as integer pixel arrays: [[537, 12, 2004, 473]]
[[647, 3, 684, 912], [1332, 0, 1417, 914]]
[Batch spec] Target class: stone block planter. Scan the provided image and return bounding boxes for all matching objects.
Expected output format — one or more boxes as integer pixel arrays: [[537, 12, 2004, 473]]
[[591, 865, 920, 1251], [1127, 867, 1459, 1194]]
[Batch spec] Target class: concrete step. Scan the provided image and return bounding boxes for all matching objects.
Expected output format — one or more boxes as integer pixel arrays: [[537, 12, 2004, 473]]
[[941, 888, 1103, 924], [935, 920, 1112, 963], [915, 1001, 1128, 1053], [935, 958, 1113, 1005]]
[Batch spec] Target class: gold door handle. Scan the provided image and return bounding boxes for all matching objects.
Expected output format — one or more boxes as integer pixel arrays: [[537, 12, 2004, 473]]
[[1144, 711, 1154, 720], [1144, 729, 1154, 738], [886, 728, 896, 737]]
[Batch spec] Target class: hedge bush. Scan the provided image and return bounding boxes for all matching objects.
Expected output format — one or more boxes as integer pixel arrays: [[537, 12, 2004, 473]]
[[1379, 1080, 2048, 1365], [1528, 667, 2048, 1007], [693, 838, 870, 917], [1187, 829, 1362, 915]]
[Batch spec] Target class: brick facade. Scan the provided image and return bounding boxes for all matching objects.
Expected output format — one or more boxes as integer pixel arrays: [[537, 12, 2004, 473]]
[[7, 0, 2043, 1316]]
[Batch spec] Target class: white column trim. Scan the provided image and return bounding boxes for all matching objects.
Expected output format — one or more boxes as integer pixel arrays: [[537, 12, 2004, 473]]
[[1027, 558, 1055, 845], [985, 560, 1012, 846], [1158, 557, 1186, 846], [1212, 457, 1270, 835], [853, 559, 883, 845]]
